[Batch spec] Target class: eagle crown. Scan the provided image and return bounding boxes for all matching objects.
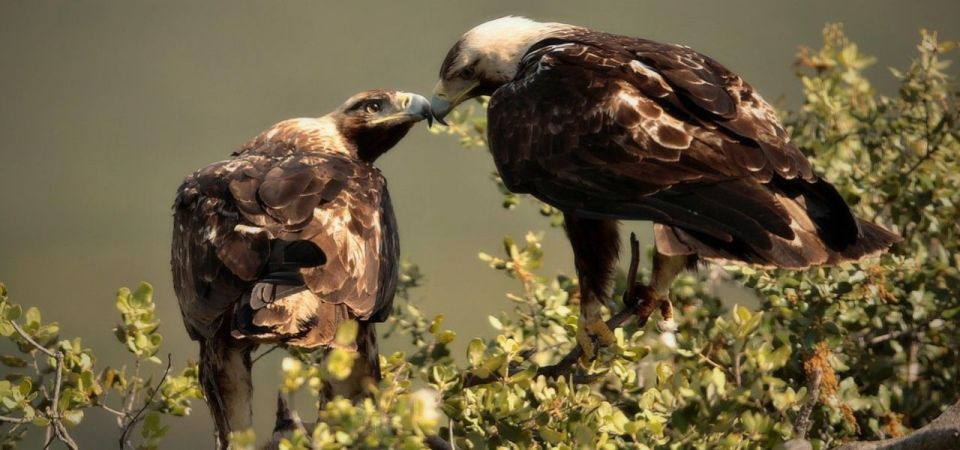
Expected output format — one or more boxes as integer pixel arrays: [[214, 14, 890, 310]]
[[453, 16, 564, 84]]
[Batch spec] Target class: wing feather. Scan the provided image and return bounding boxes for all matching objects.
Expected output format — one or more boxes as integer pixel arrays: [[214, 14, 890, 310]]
[[172, 138, 397, 345], [488, 31, 884, 267]]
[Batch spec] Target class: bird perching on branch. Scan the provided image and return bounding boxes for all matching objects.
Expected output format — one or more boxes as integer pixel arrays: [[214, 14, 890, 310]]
[[431, 17, 900, 360], [171, 90, 432, 447]]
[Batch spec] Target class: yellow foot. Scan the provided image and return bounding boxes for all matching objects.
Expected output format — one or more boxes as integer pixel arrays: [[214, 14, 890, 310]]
[[576, 318, 616, 362]]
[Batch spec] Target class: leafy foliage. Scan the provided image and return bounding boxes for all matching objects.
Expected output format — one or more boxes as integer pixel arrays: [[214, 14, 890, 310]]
[[2, 25, 957, 450], [0, 282, 202, 449]]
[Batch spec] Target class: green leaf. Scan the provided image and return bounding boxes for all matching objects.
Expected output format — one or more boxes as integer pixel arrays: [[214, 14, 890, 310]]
[[325, 348, 356, 381], [334, 320, 359, 347], [61, 409, 84, 427], [0, 355, 28, 368], [24, 307, 40, 328], [467, 338, 486, 367], [4, 303, 21, 321]]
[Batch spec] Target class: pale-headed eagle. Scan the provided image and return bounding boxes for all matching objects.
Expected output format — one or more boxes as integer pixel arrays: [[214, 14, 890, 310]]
[[171, 90, 431, 447], [431, 17, 900, 358]]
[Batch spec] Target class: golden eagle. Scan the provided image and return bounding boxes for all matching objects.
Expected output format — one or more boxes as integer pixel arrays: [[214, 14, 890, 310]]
[[431, 17, 900, 358], [171, 90, 431, 447]]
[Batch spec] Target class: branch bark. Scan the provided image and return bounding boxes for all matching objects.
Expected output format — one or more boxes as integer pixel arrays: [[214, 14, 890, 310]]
[[834, 400, 960, 450]]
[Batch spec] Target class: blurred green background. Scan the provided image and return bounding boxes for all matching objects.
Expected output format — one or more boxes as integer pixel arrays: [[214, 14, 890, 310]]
[[1, 1, 957, 447]]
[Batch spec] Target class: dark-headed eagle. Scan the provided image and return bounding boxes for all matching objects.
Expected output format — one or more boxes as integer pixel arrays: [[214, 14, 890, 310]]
[[171, 90, 431, 447], [431, 17, 900, 358]]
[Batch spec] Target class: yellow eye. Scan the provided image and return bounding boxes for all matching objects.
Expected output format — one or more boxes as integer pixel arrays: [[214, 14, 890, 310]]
[[365, 101, 382, 113]]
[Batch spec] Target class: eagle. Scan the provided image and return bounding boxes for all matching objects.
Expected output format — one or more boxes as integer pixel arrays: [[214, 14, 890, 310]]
[[431, 17, 900, 358], [171, 90, 431, 447]]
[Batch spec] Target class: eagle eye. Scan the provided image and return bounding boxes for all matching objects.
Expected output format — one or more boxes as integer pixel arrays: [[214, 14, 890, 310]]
[[364, 100, 382, 114], [460, 66, 476, 79]]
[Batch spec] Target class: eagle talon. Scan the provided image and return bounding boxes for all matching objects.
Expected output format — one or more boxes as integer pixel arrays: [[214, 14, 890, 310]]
[[577, 318, 616, 362], [630, 284, 660, 307]]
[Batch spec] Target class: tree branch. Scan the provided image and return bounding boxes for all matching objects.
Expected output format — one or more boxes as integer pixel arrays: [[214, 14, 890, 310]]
[[835, 400, 960, 450], [794, 366, 822, 440]]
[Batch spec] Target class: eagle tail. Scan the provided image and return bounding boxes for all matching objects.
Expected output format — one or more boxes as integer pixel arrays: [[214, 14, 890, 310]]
[[653, 177, 901, 268], [199, 335, 254, 449], [839, 217, 903, 262]]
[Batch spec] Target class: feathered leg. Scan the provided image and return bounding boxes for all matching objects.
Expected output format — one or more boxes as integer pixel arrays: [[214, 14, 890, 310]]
[[199, 334, 254, 449], [563, 213, 620, 361]]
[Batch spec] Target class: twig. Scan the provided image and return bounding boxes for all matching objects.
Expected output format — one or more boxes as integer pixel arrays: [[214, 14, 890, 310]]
[[96, 403, 127, 418], [0, 415, 31, 424], [696, 351, 728, 373], [10, 321, 56, 357], [44, 352, 69, 450], [252, 344, 281, 364], [52, 419, 79, 450], [119, 354, 173, 450]]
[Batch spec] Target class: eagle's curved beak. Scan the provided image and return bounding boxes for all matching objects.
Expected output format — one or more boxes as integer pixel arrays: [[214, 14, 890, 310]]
[[399, 92, 434, 127], [370, 92, 434, 127], [431, 79, 479, 126]]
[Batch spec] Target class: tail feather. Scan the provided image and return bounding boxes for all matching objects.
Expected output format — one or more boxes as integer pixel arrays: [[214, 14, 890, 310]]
[[836, 218, 903, 262], [653, 176, 901, 268]]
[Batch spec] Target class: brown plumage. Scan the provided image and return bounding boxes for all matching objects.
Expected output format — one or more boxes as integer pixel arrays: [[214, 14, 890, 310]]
[[171, 90, 431, 447], [432, 17, 901, 357]]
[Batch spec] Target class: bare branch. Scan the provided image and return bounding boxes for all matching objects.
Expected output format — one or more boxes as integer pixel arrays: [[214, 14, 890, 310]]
[[795, 366, 822, 440], [252, 344, 281, 365], [119, 354, 173, 450], [10, 320, 56, 358], [0, 415, 31, 424]]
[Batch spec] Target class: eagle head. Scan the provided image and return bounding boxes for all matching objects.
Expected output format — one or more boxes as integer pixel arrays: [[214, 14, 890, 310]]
[[431, 16, 561, 121], [332, 90, 433, 161]]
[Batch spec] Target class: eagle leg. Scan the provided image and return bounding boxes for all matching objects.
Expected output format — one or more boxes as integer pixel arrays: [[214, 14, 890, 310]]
[[199, 331, 255, 449], [563, 214, 620, 362], [627, 247, 696, 334]]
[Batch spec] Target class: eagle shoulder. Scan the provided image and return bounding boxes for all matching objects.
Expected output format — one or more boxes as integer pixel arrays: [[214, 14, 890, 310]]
[[488, 31, 815, 195]]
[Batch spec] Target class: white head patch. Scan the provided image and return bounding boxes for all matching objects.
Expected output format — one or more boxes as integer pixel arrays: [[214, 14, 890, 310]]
[[455, 16, 565, 83]]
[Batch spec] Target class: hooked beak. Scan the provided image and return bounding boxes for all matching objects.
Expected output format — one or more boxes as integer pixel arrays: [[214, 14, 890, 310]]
[[370, 92, 434, 127], [399, 92, 435, 127], [430, 80, 479, 126]]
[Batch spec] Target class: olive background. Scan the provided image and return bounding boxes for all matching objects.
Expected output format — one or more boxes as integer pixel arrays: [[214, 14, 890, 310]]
[[1, 1, 957, 447]]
